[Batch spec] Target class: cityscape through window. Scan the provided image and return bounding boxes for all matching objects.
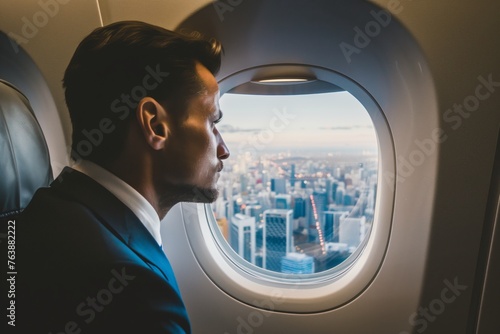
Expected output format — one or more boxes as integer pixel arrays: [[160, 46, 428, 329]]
[[211, 91, 379, 275]]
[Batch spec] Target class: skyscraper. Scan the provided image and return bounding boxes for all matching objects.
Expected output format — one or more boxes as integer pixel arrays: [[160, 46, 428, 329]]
[[263, 209, 294, 272], [339, 216, 366, 248], [335, 183, 345, 206], [240, 174, 248, 193], [275, 194, 292, 209], [230, 214, 257, 265], [290, 163, 296, 187], [271, 178, 287, 194], [281, 252, 315, 274], [323, 211, 349, 242], [343, 194, 353, 206], [331, 181, 339, 203], [244, 204, 263, 222], [257, 190, 272, 211], [293, 196, 306, 219], [325, 178, 333, 203]]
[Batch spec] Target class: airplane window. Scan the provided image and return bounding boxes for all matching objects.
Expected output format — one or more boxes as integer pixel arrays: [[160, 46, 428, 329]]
[[210, 91, 378, 277]]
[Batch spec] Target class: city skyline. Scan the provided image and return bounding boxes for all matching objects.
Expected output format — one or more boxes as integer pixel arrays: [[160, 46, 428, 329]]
[[212, 149, 377, 275], [211, 91, 378, 276]]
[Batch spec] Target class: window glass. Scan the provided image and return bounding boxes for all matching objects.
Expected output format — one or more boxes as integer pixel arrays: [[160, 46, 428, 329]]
[[211, 92, 378, 275]]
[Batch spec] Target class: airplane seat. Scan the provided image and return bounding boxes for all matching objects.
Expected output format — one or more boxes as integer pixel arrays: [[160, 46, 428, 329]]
[[0, 79, 52, 221]]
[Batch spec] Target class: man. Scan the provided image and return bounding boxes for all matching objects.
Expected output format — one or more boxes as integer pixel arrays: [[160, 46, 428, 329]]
[[17, 21, 229, 333]]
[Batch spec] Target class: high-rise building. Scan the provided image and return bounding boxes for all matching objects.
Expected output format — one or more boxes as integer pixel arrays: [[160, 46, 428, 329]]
[[335, 184, 345, 206], [281, 252, 315, 274], [339, 216, 366, 248], [275, 194, 292, 209], [230, 214, 256, 265], [334, 167, 342, 179], [233, 199, 241, 215], [261, 171, 269, 188], [314, 190, 328, 211], [331, 181, 339, 203], [325, 178, 333, 203], [271, 178, 287, 194], [257, 191, 272, 211], [290, 164, 296, 187], [293, 196, 306, 218], [255, 222, 264, 268], [343, 194, 353, 206], [263, 209, 294, 272], [244, 204, 263, 222], [323, 211, 349, 242], [240, 174, 248, 193]]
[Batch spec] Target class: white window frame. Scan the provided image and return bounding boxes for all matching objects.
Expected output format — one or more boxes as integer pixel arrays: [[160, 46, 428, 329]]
[[180, 66, 395, 312]]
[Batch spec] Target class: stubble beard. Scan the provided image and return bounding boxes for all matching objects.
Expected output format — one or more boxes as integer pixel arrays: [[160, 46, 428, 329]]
[[159, 182, 219, 211]]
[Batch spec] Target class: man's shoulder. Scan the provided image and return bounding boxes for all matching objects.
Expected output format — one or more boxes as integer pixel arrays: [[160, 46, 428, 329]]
[[18, 170, 134, 264], [20, 180, 106, 237], [21, 167, 122, 227]]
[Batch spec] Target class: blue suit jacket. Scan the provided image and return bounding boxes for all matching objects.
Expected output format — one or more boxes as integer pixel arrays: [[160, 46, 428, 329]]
[[17, 167, 191, 333]]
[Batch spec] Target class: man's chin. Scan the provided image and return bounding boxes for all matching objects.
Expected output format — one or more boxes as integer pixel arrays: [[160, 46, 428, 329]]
[[189, 186, 219, 203], [160, 183, 219, 209]]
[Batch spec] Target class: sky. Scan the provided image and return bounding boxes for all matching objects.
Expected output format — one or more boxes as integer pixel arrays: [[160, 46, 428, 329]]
[[218, 91, 378, 154]]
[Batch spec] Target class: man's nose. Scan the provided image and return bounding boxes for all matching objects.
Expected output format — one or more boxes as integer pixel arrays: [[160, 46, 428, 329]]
[[217, 133, 230, 160]]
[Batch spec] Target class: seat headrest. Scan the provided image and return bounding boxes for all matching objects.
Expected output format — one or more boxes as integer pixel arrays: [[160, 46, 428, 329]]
[[0, 79, 52, 218]]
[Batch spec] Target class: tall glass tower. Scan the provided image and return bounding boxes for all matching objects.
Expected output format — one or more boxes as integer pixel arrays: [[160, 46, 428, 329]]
[[281, 252, 314, 274], [230, 213, 256, 265], [263, 209, 294, 272]]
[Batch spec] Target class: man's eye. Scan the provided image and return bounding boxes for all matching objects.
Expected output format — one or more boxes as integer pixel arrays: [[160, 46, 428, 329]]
[[213, 111, 223, 125]]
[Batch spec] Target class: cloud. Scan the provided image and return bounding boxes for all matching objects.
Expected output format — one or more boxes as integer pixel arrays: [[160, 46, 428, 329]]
[[218, 124, 260, 133], [318, 125, 373, 131]]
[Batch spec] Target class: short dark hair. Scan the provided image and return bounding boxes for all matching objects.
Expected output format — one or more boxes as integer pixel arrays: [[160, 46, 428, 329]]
[[63, 21, 222, 165]]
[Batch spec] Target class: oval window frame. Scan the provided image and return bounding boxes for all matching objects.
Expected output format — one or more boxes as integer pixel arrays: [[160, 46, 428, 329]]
[[180, 65, 395, 313]]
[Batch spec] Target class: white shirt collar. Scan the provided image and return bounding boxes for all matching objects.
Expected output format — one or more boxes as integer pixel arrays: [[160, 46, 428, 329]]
[[72, 160, 162, 247]]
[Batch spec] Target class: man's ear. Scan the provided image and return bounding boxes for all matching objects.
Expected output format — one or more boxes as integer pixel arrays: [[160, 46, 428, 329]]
[[136, 97, 169, 150]]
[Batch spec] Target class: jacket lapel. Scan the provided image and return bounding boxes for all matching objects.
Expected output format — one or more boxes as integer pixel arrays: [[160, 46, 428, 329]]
[[51, 167, 180, 293]]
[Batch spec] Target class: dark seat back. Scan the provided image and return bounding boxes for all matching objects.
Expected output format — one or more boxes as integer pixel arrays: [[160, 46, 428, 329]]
[[0, 79, 52, 220]]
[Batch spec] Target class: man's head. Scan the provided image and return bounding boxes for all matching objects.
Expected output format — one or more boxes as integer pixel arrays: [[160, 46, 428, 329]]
[[63, 21, 230, 211]]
